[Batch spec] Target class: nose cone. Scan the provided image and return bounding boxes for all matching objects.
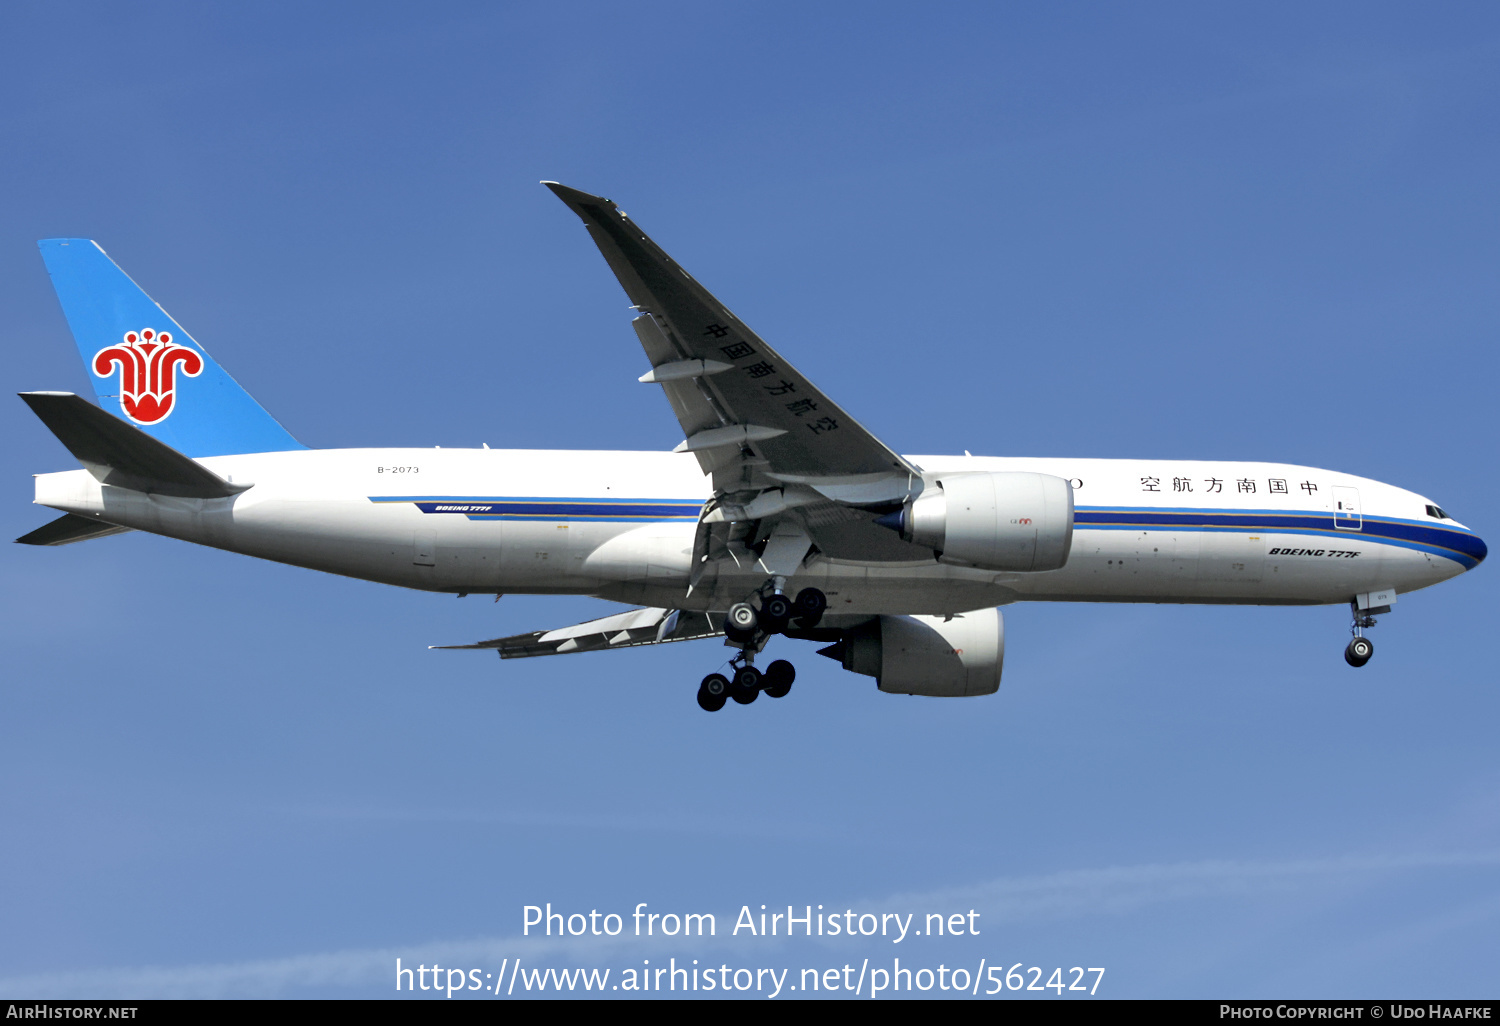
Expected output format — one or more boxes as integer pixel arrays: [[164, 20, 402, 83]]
[[1447, 526, 1487, 570]]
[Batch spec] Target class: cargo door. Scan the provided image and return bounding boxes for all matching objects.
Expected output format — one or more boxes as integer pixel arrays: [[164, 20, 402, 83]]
[[1333, 487, 1362, 531]]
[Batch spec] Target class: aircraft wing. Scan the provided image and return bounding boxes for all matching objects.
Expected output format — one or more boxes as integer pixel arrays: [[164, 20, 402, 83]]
[[544, 183, 918, 494], [433, 606, 722, 659]]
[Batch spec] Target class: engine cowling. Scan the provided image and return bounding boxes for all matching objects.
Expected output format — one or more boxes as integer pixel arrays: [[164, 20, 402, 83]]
[[827, 609, 1004, 697], [897, 472, 1073, 572]]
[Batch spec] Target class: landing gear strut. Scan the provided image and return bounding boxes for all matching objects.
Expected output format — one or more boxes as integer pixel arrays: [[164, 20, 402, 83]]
[[693, 587, 822, 710], [1345, 599, 1378, 668]]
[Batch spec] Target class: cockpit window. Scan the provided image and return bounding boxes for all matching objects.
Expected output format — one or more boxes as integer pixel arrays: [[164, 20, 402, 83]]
[[1426, 504, 1451, 520]]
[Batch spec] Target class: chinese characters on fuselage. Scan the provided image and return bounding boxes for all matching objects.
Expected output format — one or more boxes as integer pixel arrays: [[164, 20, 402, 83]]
[[1140, 476, 1317, 497]]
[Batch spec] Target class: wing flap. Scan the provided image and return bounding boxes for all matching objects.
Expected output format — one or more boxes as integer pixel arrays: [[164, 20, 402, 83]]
[[434, 606, 722, 659]]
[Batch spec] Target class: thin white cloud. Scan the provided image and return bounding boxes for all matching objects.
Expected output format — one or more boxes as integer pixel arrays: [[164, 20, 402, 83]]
[[0, 935, 582, 1000], [873, 849, 1500, 924]]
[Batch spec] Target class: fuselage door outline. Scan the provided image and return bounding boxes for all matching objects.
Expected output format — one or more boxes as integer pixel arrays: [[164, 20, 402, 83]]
[[1333, 486, 1363, 531]]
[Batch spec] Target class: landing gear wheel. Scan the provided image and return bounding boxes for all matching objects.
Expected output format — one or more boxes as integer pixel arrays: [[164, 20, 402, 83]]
[[763, 659, 795, 698], [697, 673, 729, 711], [726, 602, 759, 641], [1344, 637, 1374, 667], [761, 593, 793, 634], [793, 588, 827, 628], [730, 665, 762, 703]]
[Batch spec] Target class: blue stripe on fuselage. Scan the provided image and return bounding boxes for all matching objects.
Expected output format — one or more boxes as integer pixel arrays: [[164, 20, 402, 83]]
[[1076, 506, 1486, 569], [368, 496, 700, 522], [365, 497, 1484, 568]]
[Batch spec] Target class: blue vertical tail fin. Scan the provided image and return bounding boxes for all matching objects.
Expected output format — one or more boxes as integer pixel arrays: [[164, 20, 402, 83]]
[[37, 239, 305, 457]]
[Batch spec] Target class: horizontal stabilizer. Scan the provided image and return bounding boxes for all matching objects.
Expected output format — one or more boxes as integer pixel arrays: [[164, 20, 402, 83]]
[[16, 512, 133, 546], [20, 392, 249, 498], [434, 606, 722, 659]]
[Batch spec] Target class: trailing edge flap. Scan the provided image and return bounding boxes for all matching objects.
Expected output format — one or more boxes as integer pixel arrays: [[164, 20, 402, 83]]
[[432, 606, 721, 659], [20, 392, 249, 499], [16, 512, 134, 546]]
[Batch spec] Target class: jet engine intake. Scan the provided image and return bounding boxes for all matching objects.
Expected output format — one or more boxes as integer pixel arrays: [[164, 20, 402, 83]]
[[821, 609, 1004, 697], [892, 472, 1073, 572]]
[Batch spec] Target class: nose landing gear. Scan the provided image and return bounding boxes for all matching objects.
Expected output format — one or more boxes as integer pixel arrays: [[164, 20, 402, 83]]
[[694, 587, 822, 710], [1344, 597, 1380, 668], [1344, 636, 1374, 667]]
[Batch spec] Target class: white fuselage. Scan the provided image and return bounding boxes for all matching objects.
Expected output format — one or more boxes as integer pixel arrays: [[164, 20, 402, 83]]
[[32, 448, 1482, 614]]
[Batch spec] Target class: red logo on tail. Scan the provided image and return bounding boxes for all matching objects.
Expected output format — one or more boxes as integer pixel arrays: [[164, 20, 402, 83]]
[[93, 329, 203, 425]]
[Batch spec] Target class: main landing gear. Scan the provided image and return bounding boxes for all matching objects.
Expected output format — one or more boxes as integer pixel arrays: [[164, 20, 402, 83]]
[[695, 586, 825, 712], [694, 660, 796, 712], [1345, 599, 1378, 668]]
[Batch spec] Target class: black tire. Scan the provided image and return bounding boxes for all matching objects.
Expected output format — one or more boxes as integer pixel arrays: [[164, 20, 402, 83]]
[[764, 659, 795, 698], [696, 688, 727, 712], [760, 594, 792, 635], [727, 602, 759, 634], [733, 664, 764, 692], [701, 673, 729, 697], [723, 623, 754, 644], [793, 587, 827, 628], [764, 594, 793, 621], [730, 665, 762, 703], [1344, 637, 1374, 667]]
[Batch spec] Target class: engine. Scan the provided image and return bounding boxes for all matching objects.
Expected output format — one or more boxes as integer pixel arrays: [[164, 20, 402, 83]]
[[890, 472, 1073, 572], [824, 609, 1005, 697]]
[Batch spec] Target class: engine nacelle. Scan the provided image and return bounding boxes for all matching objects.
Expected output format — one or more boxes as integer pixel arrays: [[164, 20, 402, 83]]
[[829, 609, 1004, 697], [898, 472, 1073, 572]]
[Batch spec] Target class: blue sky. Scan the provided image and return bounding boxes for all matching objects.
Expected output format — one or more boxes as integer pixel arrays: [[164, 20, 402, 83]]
[[1, 2, 1497, 999]]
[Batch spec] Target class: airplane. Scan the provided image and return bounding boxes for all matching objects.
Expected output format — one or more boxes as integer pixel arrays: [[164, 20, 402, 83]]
[[18, 182, 1486, 712]]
